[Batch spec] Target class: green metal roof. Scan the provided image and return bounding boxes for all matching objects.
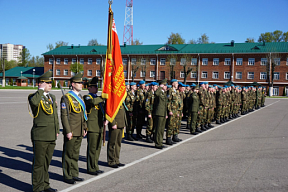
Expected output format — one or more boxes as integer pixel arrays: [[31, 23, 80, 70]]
[[0, 67, 44, 78], [42, 42, 288, 56]]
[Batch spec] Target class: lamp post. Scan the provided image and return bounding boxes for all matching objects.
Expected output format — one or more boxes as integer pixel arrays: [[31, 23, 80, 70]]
[[33, 68, 35, 88]]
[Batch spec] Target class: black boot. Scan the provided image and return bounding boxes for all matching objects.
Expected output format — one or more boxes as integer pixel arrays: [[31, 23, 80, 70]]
[[229, 115, 233, 119], [201, 125, 207, 131], [225, 117, 230, 122], [208, 123, 214, 128], [172, 134, 182, 142], [146, 135, 153, 143], [190, 130, 198, 135], [131, 134, 138, 141], [166, 137, 173, 145], [204, 124, 210, 129], [196, 127, 202, 133], [220, 118, 225, 123], [136, 134, 143, 140], [216, 120, 221, 124], [126, 134, 134, 141]]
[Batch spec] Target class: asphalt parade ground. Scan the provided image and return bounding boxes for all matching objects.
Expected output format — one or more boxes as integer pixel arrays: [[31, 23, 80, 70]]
[[0, 89, 288, 192]]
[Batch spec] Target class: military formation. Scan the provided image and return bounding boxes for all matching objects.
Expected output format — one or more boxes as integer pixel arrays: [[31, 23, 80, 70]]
[[28, 72, 266, 191]]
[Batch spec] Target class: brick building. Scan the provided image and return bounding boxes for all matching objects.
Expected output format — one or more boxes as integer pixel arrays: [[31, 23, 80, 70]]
[[42, 42, 288, 96]]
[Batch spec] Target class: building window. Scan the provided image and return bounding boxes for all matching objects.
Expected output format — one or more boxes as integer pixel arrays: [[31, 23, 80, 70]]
[[201, 71, 207, 78], [286, 72, 288, 80], [141, 58, 146, 65], [274, 72, 280, 80], [96, 70, 101, 77], [191, 58, 197, 65], [236, 58, 242, 65], [64, 58, 68, 65], [247, 72, 254, 79], [180, 71, 185, 78], [122, 58, 128, 65], [131, 71, 136, 78], [88, 58, 92, 65], [72, 58, 76, 64], [131, 58, 136, 65], [160, 58, 166, 65], [64, 70, 68, 76], [180, 58, 186, 65], [55, 80, 59, 87], [170, 58, 176, 65], [213, 58, 219, 66], [191, 71, 197, 78], [96, 58, 101, 65], [150, 58, 156, 65], [49, 58, 53, 65], [80, 58, 84, 64], [212, 71, 219, 79], [56, 58, 60, 64], [140, 71, 146, 77], [202, 58, 208, 65], [248, 58, 255, 66], [56, 69, 60, 75], [224, 58, 231, 65], [274, 58, 280, 65], [261, 58, 267, 65], [87, 70, 92, 76], [124, 70, 127, 78], [224, 72, 230, 79], [71, 71, 75, 76], [150, 71, 156, 77], [260, 72, 267, 80], [236, 72, 242, 79]]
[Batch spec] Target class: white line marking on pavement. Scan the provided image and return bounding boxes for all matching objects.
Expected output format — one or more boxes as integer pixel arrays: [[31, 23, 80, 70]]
[[60, 100, 280, 192], [0, 102, 27, 104]]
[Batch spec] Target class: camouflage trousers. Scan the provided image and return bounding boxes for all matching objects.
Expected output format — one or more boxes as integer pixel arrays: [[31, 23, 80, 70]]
[[241, 101, 247, 112], [187, 112, 192, 128], [126, 112, 136, 134], [167, 113, 178, 138], [146, 115, 154, 136], [262, 97, 265, 106], [190, 112, 198, 133], [197, 105, 207, 126], [230, 102, 234, 115], [176, 111, 182, 135], [216, 105, 222, 120], [207, 107, 214, 124]]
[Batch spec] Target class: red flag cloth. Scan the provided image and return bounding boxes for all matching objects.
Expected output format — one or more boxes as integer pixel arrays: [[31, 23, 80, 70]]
[[102, 8, 126, 123]]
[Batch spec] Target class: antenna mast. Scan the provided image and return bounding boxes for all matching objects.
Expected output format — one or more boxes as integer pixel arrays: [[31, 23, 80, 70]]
[[123, 0, 133, 45]]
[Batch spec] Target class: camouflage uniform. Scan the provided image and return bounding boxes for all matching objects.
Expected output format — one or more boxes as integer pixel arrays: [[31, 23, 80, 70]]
[[125, 90, 137, 135], [167, 88, 180, 138], [197, 87, 206, 128], [145, 90, 155, 136], [177, 91, 184, 134], [135, 88, 146, 136], [216, 89, 223, 122], [189, 91, 200, 133]]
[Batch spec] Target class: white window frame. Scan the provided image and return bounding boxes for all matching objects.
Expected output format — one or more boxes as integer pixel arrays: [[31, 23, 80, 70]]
[[170, 58, 176, 65], [80, 58, 84, 64], [191, 58, 197, 65], [260, 72, 267, 80], [248, 58, 255, 66], [224, 58, 231, 65], [64, 69, 68, 76], [286, 72, 288, 80], [180, 71, 185, 78], [122, 58, 128, 65], [72, 58, 76, 64], [261, 58, 267, 66], [87, 70, 92, 76], [140, 71, 146, 77], [213, 58, 219, 66], [96, 58, 101, 65], [150, 71, 156, 77], [247, 72, 254, 79], [131, 58, 136, 65], [180, 58, 186, 65], [274, 58, 280, 66], [56, 58, 60, 64], [274, 72, 280, 80], [236, 58, 242, 66], [202, 58, 208, 65], [64, 58, 68, 65], [224, 72, 230, 79], [191, 71, 197, 78], [201, 71, 207, 79], [150, 58, 156, 65], [56, 69, 60, 75], [141, 58, 146, 65], [160, 58, 166, 65], [236, 72, 242, 79], [96, 70, 101, 77], [49, 58, 53, 65], [88, 58, 93, 65], [71, 71, 75, 76], [212, 71, 219, 79]]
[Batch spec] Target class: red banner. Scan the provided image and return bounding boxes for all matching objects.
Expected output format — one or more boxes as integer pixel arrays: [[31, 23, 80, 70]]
[[102, 7, 127, 123]]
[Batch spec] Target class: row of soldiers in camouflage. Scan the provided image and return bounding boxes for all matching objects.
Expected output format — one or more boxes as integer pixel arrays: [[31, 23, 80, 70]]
[[124, 79, 266, 149]]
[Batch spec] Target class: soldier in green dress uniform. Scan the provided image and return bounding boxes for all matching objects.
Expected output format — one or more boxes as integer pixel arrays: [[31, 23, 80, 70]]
[[135, 80, 146, 139], [84, 77, 105, 175], [28, 71, 59, 192], [61, 73, 88, 184]]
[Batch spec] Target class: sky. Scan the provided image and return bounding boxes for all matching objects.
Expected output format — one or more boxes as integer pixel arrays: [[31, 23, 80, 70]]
[[1, 0, 288, 58]]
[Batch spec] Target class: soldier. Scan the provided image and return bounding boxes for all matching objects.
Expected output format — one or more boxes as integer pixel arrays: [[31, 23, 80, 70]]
[[206, 85, 215, 128], [145, 82, 158, 143], [241, 87, 248, 115], [186, 83, 196, 129], [153, 79, 168, 149], [84, 77, 105, 175], [28, 71, 59, 192], [125, 82, 130, 92], [135, 80, 146, 139], [188, 85, 200, 135], [261, 87, 266, 107], [61, 73, 88, 184], [176, 83, 185, 141], [215, 85, 223, 124], [125, 82, 137, 141], [107, 103, 127, 168]]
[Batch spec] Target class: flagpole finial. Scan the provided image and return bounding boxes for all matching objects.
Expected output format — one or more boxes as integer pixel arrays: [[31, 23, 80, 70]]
[[108, 0, 113, 5]]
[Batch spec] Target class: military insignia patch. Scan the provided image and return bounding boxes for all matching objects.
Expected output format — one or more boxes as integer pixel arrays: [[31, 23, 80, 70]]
[[61, 103, 66, 109]]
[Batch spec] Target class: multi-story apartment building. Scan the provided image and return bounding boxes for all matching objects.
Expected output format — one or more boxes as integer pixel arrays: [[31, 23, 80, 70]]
[[42, 42, 288, 96], [0, 43, 24, 62]]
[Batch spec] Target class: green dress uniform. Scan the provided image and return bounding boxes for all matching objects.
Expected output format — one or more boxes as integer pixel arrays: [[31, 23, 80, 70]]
[[28, 71, 59, 192], [61, 73, 88, 181], [188, 88, 200, 134], [125, 90, 137, 138], [135, 87, 146, 137], [107, 104, 127, 167], [145, 89, 155, 138], [84, 90, 105, 174]]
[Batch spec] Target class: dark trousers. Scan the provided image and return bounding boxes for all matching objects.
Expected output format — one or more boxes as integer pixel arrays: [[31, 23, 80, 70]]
[[87, 132, 102, 172], [32, 140, 55, 192], [62, 136, 82, 180], [154, 115, 166, 147], [107, 127, 123, 166], [136, 110, 145, 135]]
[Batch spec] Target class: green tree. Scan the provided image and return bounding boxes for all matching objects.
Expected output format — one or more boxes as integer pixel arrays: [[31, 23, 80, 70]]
[[188, 39, 197, 44], [88, 39, 102, 46], [70, 62, 83, 73], [35, 56, 44, 67], [0, 59, 18, 73], [18, 48, 31, 67], [47, 41, 69, 51], [167, 33, 185, 44], [181, 55, 195, 84], [246, 38, 255, 43], [52, 79, 55, 88], [131, 38, 143, 45], [258, 30, 288, 42], [197, 33, 209, 44]]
